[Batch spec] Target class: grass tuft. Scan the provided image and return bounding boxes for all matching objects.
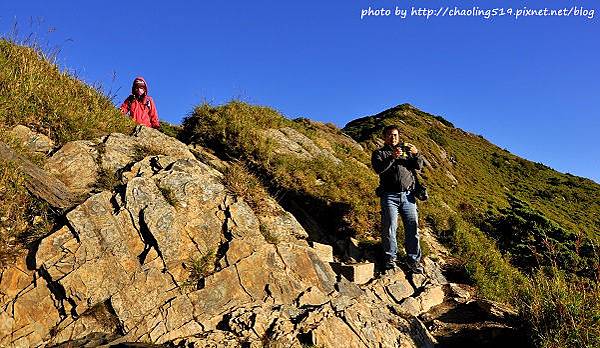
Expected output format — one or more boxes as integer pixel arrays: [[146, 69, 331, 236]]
[[222, 162, 273, 215], [185, 250, 216, 288]]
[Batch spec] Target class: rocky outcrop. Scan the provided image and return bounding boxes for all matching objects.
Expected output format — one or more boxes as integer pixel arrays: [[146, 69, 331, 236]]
[[262, 127, 342, 164], [0, 127, 411, 347], [0, 126, 524, 347], [43, 125, 197, 198], [44, 140, 100, 196], [9, 125, 54, 154]]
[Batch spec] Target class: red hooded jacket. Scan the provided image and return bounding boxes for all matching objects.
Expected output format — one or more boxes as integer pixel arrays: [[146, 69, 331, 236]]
[[119, 77, 160, 128]]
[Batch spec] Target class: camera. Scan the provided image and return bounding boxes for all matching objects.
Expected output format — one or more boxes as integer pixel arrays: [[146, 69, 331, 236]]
[[395, 143, 411, 159]]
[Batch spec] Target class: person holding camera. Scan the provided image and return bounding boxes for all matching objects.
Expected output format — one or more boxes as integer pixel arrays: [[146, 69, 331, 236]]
[[371, 125, 425, 274]]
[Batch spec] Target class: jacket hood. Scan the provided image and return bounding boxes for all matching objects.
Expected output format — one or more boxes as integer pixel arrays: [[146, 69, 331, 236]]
[[131, 76, 148, 95]]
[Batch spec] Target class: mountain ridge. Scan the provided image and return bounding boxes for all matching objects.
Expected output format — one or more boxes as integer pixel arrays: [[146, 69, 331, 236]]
[[1, 39, 598, 347], [342, 102, 600, 239]]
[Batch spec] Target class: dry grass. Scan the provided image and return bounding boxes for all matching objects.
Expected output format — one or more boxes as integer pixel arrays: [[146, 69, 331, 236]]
[[519, 268, 600, 348], [0, 39, 135, 269], [222, 162, 272, 213], [0, 160, 29, 265], [0, 38, 134, 144], [182, 101, 380, 238], [184, 250, 216, 288], [0, 130, 53, 265]]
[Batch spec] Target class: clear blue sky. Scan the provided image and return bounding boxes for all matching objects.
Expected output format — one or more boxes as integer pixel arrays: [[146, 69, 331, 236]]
[[1, 0, 599, 183]]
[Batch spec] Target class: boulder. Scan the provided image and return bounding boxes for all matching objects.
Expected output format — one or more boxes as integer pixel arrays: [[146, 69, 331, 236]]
[[44, 140, 100, 196], [419, 285, 445, 313], [450, 283, 472, 303], [308, 241, 334, 263], [9, 125, 54, 153], [387, 276, 415, 303], [132, 125, 196, 160], [331, 262, 374, 285]]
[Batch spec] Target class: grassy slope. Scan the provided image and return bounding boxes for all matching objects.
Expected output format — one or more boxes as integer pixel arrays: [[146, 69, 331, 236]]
[[343, 103, 600, 240], [0, 39, 134, 264], [182, 101, 599, 347], [345, 104, 599, 271], [180, 100, 599, 274], [0, 39, 134, 143], [180, 101, 379, 239]]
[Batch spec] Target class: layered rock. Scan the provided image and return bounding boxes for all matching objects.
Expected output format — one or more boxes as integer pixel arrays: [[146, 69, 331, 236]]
[[262, 127, 342, 164], [0, 126, 523, 347], [9, 125, 54, 154], [0, 127, 433, 347]]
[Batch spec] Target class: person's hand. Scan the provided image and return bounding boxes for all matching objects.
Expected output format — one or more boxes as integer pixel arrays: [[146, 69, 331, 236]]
[[405, 143, 419, 155], [393, 146, 403, 158]]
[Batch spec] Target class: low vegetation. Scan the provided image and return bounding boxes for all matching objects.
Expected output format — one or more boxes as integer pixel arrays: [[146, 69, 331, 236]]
[[181, 101, 379, 239], [158, 120, 182, 139], [222, 161, 273, 214], [0, 131, 54, 264], [343, 104, 600, 242], [182, 100, 600, 347], [480, 195, 598, 278], [185, 250, 216, 289], [0, 39, 134, 144], [0, 39, 135, 268], [519, 268, 600, 348], [0, 159, 29, 265], [446, 215, 528, 302]]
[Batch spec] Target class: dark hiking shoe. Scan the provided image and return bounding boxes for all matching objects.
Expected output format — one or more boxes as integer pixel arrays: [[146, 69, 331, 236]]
[[382, 260, 397, 270], [382, 265, 401, 277], [407, 262, 424, 275], [380, 262, 400, 276]]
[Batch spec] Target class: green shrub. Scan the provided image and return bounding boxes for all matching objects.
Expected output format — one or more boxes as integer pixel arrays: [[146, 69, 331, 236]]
[[427, 127, 447, 146], [158, 121, 182, 139], [480, 196, 598, 277], [519, 268, 600, 348], [440, 213, 600, 347], [448, 215, 527, 302], [433, 115, 454, 127]]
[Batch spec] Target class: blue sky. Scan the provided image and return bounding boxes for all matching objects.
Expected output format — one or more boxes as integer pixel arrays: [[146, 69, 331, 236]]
[[1, 0, 599, 183]]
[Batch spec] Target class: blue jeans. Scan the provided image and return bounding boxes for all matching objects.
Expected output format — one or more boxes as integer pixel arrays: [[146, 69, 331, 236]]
[[380, 191, 421, 268]]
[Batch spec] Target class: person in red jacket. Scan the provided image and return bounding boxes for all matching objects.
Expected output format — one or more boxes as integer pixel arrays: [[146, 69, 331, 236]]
[[119, 77, 160, 128]]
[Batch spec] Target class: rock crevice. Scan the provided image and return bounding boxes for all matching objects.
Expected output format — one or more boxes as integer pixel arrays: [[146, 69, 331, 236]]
[[0, 126, 524, 348]]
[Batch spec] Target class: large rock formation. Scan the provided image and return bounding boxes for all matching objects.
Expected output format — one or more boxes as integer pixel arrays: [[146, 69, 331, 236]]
[[262, 127, 342, 164], [0, 126, 521, 347]]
